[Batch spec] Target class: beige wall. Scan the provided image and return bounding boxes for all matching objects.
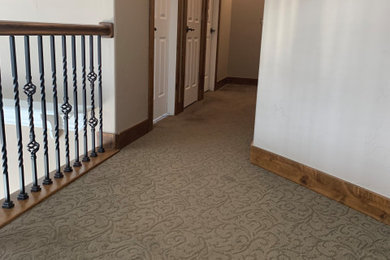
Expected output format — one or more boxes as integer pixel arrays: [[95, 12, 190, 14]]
[[228, 0, 264, 79], [114, 0, 150, 133], [217, 0, 264, 81], [216, 0, 233, 81]]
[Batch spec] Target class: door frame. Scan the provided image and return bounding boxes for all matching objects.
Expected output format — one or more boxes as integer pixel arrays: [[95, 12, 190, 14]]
[[205, 0, 221, 92], [148, 0, 155, 129], [174, 0, 209, 115], [212, 0, 221, 91]]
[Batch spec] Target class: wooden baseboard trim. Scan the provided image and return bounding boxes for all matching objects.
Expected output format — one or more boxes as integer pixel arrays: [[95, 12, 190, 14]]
[[250, 145, 390, 225], [215, 77, 258, 90], [215, 77, 231, 90], [110, 119, 152, 149], [228, 77, 258, 85], [0, 148, 119, 229], [103, 119, 152, 150]]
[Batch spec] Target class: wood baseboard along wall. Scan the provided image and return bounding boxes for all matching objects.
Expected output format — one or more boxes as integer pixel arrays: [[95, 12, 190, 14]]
[[215, 77, 258, 90], [103, 119, 151, 149], [250, 145, 390, 226]]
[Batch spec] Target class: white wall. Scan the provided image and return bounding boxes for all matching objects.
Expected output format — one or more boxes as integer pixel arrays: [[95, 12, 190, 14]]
[[254, 0, 390, 198], [0, 0, 113, 23]]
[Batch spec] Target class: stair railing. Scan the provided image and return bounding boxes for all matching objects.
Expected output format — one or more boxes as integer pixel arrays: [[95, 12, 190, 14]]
[[0, 21, 113, 209]]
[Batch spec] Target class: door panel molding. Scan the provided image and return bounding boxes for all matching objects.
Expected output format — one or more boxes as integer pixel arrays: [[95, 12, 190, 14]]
[[154, 0, 170, 120], [175, 0, 208, 115]]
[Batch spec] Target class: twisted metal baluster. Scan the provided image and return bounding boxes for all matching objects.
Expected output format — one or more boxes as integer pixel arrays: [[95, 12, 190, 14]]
[[38, 36, 52, 185], [50, 36, 63, 179], [97, 36, 105, 153], [71, 36, 81, 167], [88, 35, 98, 157], [9, 36, 29, 200], [24, 35, 41, 192], [61, 35, 73, 172], [81, 36, 90, 162], [0, 68, 14, 209]]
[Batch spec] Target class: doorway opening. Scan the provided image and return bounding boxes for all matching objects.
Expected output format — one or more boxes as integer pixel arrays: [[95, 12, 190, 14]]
[[152, 0, 221, 120], [214, 0, 265, 90]]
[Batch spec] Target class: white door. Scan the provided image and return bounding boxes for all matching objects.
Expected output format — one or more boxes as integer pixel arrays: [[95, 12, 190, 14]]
[[154, 0, 170, 121], [204, 0, 219, 92], [184, 0, 202, 107]]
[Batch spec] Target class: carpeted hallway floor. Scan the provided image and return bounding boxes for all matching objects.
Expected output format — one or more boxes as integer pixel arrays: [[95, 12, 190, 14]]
[[0, 84, 390, 259]]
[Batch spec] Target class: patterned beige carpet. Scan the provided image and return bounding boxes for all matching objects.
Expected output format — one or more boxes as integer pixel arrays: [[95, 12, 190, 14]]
[[0, 84, 390, 259]]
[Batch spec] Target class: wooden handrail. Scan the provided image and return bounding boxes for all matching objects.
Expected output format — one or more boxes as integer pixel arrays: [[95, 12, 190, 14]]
[[0, 21, 114, 38]]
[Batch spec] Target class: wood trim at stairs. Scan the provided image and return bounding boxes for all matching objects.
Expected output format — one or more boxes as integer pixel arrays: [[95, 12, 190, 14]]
[[0, 148, 119, 229], [215, 77, 258, 90], [250, 145, 390, 226], [102, 132, 117, 149], [0, 4, 154, 228], [0, 121, 150, 228], [0, 21, 114, 37]]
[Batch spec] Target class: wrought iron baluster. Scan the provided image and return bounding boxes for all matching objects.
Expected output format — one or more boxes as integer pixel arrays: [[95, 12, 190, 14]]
[[71, 36, 81, 167], [0, 68, 14, 209], [88, 35, 98, 158], [9, 36, 29, 200], [81, 36, 90, 162], [38, 36, 52, 185], [61, 35, 73, 173], [50, 36, 63, 179], [97, 36, 104, 153], [24, 35, 41, 192]]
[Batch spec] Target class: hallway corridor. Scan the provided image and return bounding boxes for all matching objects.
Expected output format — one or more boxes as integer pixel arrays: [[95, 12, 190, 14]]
[[0, 84, 389, 259]]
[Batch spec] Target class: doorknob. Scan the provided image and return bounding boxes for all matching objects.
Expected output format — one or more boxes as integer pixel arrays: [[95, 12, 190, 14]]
[[210, 28, 216, 34], [186, 26, 195, 33]]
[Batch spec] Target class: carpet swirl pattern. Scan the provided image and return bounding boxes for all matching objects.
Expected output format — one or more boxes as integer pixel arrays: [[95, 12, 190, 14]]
[[0, 85, 389, 259]]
